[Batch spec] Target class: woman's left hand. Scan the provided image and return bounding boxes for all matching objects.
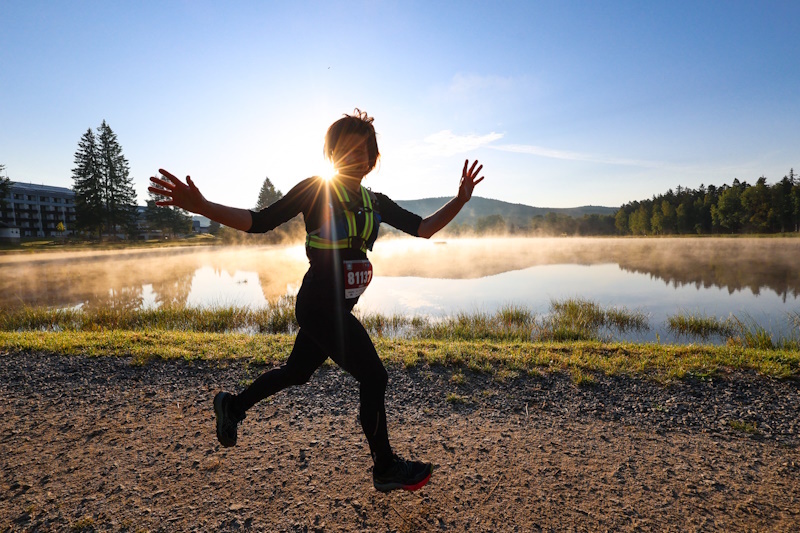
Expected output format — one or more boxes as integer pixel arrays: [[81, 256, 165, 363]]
[[457, 159, 485, 203]]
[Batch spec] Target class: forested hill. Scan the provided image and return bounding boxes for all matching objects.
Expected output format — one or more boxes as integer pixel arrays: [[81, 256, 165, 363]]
[[394, 196, 616, 226]]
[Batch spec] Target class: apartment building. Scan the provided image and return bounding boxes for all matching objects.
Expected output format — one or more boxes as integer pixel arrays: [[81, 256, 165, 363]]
[[0, 181, 205, 241], [0, 182, 77, 239]]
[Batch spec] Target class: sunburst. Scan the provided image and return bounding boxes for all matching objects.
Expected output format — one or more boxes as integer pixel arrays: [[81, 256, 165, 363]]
[[318, 160, 336, 182]]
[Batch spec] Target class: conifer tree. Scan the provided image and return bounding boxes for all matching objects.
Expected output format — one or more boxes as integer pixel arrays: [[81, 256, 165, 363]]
[[97, 121, 138, 237], [72, 128, 105, 237], [255, 177, 283, 210], [72, 122, 139, 239]]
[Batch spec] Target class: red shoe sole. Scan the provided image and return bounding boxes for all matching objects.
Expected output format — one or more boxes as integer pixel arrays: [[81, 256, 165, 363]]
[[403, 470, 432, 491]]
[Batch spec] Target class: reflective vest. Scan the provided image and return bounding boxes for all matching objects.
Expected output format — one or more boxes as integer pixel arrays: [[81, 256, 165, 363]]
[[306, 182, 377, 253]]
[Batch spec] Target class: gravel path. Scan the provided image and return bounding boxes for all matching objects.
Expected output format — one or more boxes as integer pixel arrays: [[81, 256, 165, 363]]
[[1, 352, 799, 532]]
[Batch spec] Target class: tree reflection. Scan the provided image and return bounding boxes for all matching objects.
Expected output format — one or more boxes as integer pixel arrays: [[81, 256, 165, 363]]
[[613, 239, 800, 300], [370, 237, 800, 300]]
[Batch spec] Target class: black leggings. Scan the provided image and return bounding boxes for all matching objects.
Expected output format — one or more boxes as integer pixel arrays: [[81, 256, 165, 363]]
[[231, 284, 393, 468]]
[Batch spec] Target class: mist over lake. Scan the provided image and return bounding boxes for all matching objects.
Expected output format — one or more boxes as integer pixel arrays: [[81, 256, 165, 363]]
[[2, 238, 799, 343]]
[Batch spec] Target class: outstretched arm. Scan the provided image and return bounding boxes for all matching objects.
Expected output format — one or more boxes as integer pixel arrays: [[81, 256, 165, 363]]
[[417, 160, 485, 239], [148, 169, 253, 232]]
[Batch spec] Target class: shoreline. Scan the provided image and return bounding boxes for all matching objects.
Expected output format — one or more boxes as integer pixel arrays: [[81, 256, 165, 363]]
[[2, 330, 799, 382]]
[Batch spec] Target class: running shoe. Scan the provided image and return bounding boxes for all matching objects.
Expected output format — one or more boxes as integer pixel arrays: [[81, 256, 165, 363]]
[[373, 455, 433, 492], [213, 391, 243, 447]]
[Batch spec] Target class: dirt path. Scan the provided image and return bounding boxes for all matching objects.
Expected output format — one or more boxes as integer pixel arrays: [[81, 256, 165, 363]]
[[1, 352, 798, 532]]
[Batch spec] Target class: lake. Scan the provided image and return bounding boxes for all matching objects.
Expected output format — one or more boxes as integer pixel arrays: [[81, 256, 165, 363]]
[[2, 237, 799, 343]]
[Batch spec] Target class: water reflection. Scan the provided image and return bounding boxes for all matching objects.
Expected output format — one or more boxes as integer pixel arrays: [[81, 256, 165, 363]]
[[613, 239, 800, 300], [2, 239, 799, 320], [0, 246, 308, 310], [370, 238, 800, 302]]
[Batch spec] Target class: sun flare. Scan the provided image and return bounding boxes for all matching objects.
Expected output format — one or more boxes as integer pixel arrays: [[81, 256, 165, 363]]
[[318, 160, 336, 182]]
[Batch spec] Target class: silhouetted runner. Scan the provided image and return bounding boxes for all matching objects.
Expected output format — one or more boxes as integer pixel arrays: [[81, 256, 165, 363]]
[[149, 109, 484, 492]]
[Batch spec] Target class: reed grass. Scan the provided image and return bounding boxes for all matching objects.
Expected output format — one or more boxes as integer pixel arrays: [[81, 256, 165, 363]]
[[2, 299, 795, 352], [667, 312, 735, 340], [540, 298, 649, 342], [0, 298, 299, 334], [667, 310, 800, 350]]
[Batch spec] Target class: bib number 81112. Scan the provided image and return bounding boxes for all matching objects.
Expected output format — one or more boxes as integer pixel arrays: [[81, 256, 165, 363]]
[[343, 259, 373, 299]]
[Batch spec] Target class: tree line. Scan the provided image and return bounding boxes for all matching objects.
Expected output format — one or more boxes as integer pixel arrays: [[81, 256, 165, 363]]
[[436, 169, 799, 237], [615, 170, 799, 235]]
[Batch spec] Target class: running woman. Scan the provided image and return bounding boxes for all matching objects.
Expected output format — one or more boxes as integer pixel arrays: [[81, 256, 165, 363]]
[[148, 109, 484, 492]]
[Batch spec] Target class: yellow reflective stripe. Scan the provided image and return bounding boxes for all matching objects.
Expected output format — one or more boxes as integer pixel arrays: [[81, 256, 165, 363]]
[[306, 239, 368, 253], [360, 187, 373, 240], [306, 235, 368, 252], [345, 211, 357, 238], [333, 184, 349, 203], [306, 235, 351, 250], [333, 184, 358, 239]]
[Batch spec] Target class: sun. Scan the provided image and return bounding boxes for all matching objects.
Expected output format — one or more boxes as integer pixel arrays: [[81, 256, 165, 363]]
[[318, 160, 336, 182]]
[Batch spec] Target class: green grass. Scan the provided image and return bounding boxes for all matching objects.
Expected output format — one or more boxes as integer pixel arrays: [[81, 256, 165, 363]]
[[1, 330, 798, 382], [729, 420, 760, 435], [445, 392, 469, 404], [1, 298, 799, 383]]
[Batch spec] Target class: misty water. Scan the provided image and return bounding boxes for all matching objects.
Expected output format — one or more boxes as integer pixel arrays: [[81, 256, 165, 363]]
[[2, 237, 800, 344]]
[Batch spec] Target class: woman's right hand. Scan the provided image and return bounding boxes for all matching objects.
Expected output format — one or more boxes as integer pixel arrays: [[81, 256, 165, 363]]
[[148, 169, 207, 214]]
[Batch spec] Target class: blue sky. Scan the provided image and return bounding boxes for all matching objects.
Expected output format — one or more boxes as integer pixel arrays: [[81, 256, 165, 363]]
[[2, 1, 798, 209]]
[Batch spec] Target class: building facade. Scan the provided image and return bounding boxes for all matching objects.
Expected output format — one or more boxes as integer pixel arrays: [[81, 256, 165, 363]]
[[1, 181, 204, 241], [0, 182, 77, 238]]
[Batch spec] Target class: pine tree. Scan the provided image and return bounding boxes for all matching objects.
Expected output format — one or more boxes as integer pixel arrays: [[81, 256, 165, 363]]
[[255, 177, 283, 210], [72, 128, 105, 238], [97, 121, 138, 237]]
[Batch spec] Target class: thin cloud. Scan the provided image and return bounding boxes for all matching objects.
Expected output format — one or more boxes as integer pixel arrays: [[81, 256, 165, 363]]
[[407, 130, 505, 157]]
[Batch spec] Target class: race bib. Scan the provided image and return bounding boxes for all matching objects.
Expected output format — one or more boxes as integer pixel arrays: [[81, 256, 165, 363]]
[[344, 259, 373, 299]]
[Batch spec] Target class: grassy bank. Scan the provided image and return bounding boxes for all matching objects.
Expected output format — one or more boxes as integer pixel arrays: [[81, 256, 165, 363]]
[[1, 298, 798, 383], [1, 330, 797, 384]]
